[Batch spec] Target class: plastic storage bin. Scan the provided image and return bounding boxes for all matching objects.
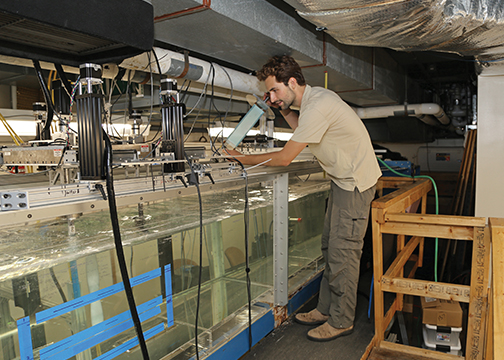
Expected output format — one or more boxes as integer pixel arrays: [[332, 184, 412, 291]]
[[423, 323, 462, 346], [423, 325, 462, 355]]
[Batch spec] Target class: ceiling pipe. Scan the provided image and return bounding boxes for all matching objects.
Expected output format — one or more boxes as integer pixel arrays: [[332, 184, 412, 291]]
[[154, 0, 211, 22], [0, 50, 261, 101], [119, 47, 264, 95], [353, 103, 450, 126]]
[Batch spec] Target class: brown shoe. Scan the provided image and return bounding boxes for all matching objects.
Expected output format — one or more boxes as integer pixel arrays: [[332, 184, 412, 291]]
[[306, 322, 354, 342], [294, 309, 329, 326]]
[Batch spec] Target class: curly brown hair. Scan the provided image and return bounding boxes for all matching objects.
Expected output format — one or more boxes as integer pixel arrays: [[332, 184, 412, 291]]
[[256, 55, 306, 86]]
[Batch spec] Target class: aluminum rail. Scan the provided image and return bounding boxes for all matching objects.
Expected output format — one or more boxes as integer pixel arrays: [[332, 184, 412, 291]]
[[0, 161, 321, 228]]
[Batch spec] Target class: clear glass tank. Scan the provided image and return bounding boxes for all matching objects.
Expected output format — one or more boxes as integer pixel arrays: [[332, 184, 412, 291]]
[[0, 175, 329, 360]]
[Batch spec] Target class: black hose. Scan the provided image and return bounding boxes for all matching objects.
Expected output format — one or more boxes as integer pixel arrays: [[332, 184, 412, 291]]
[[103, 131, 150, 360], [32, 60, 54, 138], [54, 63, 73, 97]]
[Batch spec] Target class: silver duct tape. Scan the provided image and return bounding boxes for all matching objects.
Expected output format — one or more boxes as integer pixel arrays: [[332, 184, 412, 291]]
[[294, 0, 504, 57]]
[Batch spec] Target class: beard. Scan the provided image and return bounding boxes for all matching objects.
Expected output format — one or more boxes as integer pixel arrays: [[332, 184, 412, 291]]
[[278, 88, 296, 110]]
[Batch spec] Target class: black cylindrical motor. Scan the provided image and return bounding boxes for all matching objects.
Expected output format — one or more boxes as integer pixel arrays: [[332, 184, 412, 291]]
[[76, 93, 104, 180], [76, 63, 104, 180], [160, 104, 185, 173]]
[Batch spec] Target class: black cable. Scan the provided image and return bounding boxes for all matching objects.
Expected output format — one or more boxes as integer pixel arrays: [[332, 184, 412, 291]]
[[32, 60, 54, 137], [147, 128, 161, 143], [54, 63, 73, 97], [49, 267, 68, 303], [244, 171, 252, 350], [230, 156, 253, 349], [208, 65, 223, 157], [152, 49, 164, 78], [179, 80, 192, 104], [103, 131, 150, 360], [184, 153, 204, 360]]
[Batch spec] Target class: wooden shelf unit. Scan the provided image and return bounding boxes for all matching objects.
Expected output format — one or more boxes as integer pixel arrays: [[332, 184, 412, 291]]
[[363, 177, 491, 360]]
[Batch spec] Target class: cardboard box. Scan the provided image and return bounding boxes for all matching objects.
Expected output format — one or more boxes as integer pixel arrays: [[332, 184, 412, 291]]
[[421, 297, 463, 328]]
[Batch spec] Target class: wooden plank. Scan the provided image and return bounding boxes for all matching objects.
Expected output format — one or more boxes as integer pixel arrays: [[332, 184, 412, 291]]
[[378, 176, 416, 190], [419, 194, 427, 268], [381, 277, 470, 303], [486, 285, 493, 360], [372, 207, 385, 342], [373, 179, 431, 211], [397, 234, 405, 310], [384, 236, 421, 279], [378, 341, 463, 360], [489, 218, 504, 360], [381, 296, 399, 336], [381, 222, 475, 240], [384, 213, 486, 227], [450, 130, 472, 214], [458, 129, 476, 215], [466, 226, 490, 360], [360, 334, 378, 360], [407, 255, 419, 279]]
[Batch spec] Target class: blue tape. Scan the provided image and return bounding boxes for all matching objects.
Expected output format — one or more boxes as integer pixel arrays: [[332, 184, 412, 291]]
[[17, 316, 34, 360], [69, 260, 81, 299], [36, 268, 161, 324], [43, 306, 161, 360], [164, 264, 174, 327], [93, 323, 164, 360], [40, 296, 162, 360]]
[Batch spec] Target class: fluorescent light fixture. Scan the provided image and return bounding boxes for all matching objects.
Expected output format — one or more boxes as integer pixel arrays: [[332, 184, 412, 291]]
[[0, 120, 37, 136]]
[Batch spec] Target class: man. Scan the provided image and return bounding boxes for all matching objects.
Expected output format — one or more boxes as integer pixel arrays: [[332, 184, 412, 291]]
[[226, 55, 381, 341]]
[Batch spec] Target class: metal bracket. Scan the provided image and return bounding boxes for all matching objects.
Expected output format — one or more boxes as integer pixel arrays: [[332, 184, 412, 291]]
[[1, 191, 29, 211]]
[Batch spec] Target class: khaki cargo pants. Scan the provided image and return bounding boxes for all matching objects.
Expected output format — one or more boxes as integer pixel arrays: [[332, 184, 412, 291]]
[[317, 181, 376, 329]]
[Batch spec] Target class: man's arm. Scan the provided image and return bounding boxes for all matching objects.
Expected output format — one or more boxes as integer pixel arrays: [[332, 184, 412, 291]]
[[279, 108, 299, 130], [226, 140, 307, 166]]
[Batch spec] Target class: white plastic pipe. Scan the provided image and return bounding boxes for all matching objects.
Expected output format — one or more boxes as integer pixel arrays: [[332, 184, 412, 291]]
[[353, 103, 450, 125], [120, 47, 264, 95]]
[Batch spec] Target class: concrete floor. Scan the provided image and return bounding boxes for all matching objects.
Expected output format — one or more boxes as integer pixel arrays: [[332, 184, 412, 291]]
[[241, 270, 375, 360]]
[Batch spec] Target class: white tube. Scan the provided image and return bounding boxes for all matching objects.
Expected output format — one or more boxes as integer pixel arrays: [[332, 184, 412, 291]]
[[353, 103, 450, 125], [0, 51, 264, 96], [120, 47, 265, 95]]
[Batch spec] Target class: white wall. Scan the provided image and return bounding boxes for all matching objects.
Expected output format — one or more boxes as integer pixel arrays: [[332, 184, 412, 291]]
[[475, 75, 504, 218]]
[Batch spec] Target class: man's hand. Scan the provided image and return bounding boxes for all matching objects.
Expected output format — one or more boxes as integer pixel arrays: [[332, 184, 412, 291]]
[[224, 148, 243, 161], [264, 92, 279, 109]]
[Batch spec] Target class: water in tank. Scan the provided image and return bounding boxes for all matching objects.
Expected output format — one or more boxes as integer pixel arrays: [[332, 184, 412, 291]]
[[0, 176, 329, 359]]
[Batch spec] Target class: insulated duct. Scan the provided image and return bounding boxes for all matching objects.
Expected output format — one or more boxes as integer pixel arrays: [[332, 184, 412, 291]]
[[353, 103, 450, 126], [0, 48, 264, 96], [289, 0, 504, 63], [120, 48, 264, 95]]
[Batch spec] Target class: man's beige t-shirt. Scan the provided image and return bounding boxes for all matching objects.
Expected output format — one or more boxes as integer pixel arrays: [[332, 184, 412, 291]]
[[290, 85, 381, 192]]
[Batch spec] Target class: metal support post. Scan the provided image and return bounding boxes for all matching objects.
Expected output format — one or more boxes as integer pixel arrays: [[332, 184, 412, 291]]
[[273, 173, 289, 306]]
